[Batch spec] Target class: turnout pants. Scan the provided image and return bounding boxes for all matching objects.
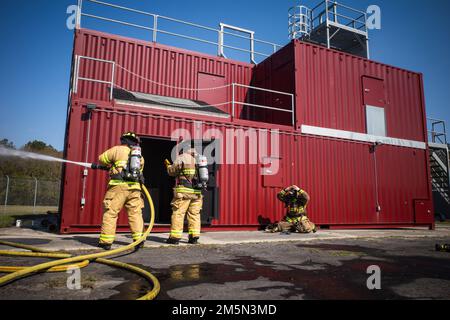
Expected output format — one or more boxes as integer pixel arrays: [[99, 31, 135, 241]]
[[269, 215, 316, 234], [99, 184, 144, 245], [170, 191, 203, 239]]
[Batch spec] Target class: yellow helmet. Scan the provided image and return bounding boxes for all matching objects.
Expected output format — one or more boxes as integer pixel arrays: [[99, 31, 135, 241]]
[[120, 132, 140, 145]]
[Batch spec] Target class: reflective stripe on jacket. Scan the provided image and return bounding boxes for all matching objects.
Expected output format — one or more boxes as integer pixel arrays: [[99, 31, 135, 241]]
[[167, 153, 199, 194], [99, 145, 145, 189]]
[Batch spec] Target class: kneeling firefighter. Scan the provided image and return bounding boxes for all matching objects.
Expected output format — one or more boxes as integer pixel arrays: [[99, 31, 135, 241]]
[[165, 148, 209, 245], [92, 132, 145, 250], [266, 185, 317, 234]]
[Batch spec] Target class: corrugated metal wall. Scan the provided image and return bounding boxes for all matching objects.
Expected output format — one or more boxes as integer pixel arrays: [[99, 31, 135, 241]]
[[61, 103, 291, 231], [74, 29, 253, 107], [61, 105, 431, 231], [294, 41, 426, 142], [60, 30, 434, 233]]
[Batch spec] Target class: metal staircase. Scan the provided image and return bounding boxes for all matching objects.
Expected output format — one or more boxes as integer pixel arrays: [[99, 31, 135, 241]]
[[428, 118, 450, 220], [289, 0, 370, 58], [430, 149, 450, 203]]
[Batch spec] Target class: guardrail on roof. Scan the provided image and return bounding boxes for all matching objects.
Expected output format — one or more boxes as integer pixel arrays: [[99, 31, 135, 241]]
[[76, 0, 283, 64]]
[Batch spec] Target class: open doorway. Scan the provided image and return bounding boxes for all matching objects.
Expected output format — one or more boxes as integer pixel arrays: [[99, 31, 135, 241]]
[[176, 139, 220, 224], [140, 137, 220, 226], [141, 137, 177, 225]]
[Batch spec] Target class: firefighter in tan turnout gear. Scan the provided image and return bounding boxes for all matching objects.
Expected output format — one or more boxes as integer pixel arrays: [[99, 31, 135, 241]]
[[266, 185, 317, 234], [92, 132, 145, 251], [165, 148, 208, 245]]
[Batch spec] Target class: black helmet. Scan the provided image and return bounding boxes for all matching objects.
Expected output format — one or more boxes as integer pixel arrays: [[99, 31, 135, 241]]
[[120, 132, 140, 146]]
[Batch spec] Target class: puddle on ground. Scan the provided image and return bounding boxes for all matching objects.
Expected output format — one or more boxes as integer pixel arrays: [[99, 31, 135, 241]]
[[74, 242, 450, 300]]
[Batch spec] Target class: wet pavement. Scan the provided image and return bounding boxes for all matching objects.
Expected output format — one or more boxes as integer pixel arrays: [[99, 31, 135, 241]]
[[1, 234, 449, 300]]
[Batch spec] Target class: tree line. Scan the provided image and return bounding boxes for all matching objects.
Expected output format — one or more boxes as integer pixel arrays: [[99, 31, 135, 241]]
[[0, 139, 62, 206]]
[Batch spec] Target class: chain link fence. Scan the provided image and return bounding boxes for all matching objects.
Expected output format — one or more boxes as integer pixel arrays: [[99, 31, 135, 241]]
[[0, 176, 61, 215]]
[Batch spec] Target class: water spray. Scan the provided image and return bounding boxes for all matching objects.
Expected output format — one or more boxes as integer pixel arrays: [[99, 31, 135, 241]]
[[0, 145, 93, 169]]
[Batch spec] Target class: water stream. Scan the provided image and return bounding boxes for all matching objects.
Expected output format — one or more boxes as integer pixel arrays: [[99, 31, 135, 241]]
[[0, 145, 92, 168]]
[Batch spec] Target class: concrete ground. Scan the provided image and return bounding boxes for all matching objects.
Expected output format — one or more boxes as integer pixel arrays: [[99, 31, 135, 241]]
[[0, 225, 449, 300]]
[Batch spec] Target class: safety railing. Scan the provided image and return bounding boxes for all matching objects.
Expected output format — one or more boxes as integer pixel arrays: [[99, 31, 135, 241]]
[[231, 84, 295, 127], [310, 0, 367, 32], [72, 55, 295, 127], [73, 55, 116, 100], [288, 5, 312, 39], [76, 0, 282, 64], [428, 118, 448, 145]]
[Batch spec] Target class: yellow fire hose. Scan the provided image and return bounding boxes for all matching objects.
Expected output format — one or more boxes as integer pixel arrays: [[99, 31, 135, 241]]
[[0, 185, 160, 300]]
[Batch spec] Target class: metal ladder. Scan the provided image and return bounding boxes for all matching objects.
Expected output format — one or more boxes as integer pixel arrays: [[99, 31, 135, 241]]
[[430, 148, 450, 205]]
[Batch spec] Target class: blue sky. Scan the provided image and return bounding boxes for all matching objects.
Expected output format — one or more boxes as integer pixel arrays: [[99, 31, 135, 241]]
[[0, 0, 449, 151]]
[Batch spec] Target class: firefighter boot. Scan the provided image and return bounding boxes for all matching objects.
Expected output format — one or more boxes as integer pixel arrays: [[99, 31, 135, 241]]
[[98, 243, 112, 251], [134, 241, 145, 251], [166, 237, 180, 245], [188, 235, 199, 245]]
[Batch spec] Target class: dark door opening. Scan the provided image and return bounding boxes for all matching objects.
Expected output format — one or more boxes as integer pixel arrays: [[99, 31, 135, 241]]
[[176, 139, 220, 224], [141, 137, 177, 224], [140, 137, 220, 225]]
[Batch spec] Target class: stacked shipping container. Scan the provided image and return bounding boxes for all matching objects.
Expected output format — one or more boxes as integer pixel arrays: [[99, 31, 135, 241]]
[[60, 28, 433, 233]]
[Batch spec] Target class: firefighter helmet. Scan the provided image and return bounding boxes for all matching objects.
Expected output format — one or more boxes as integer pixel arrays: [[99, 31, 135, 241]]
[[120, 132, 140, 145]]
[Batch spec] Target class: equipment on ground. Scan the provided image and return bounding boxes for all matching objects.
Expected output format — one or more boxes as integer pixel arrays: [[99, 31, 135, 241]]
[[435, 244, 450, 252]]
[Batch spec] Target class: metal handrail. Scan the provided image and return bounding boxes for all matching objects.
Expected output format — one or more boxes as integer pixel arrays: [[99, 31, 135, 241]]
[[331, 1, 366, 15], [73, 56, 116, 100], [76, 0, 282, 64], [310, 0, 367, 32], [427, 118, 448, 144], [82, 13, 153, 31], [231, 83, 295, 126], [428, 117, 446, 123], [73, 55, 296, 126]]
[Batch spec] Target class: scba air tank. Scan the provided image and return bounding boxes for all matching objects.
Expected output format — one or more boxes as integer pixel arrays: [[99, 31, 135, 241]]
[[129, 146, 142, 179], [196, 155, 209, 188]]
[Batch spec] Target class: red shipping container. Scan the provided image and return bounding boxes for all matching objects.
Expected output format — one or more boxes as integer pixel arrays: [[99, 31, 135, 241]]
[[59, 28, 433, 233]]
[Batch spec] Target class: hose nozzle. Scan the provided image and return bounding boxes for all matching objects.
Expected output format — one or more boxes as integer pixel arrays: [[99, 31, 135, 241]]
[[91, 163, 109, 171]]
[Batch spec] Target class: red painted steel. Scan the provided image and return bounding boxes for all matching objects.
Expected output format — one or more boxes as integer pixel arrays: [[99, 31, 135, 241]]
[[60, 29, 434, 233], [74, 29, 253, 108], [362, 76, 386, 107], [293, 41, 427, 142]]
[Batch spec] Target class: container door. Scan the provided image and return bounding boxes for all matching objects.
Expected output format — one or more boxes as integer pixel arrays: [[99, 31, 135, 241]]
[[198, 73, 227, 112], [414, 200, 433, 224], [362, 76, 386, 108]]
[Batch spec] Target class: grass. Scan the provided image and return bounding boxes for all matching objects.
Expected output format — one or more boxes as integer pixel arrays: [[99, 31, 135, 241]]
[[0, 206, 58, 228], [0, 206, 58, 216], [0, 215, 15, 228]]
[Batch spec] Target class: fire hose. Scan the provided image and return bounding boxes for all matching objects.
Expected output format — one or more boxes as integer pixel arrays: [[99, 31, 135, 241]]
[[0, 184, 160, 300]]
